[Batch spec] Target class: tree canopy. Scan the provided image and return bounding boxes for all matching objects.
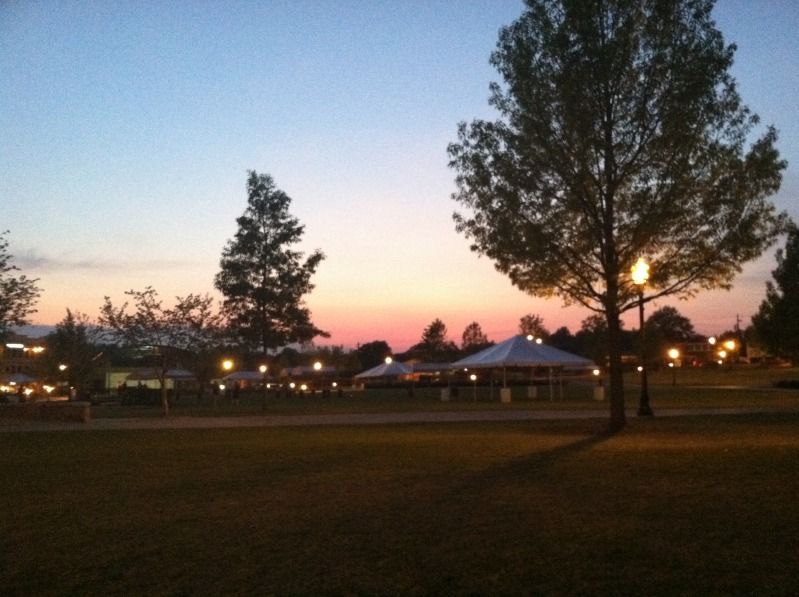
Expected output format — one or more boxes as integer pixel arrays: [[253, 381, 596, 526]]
[[752, 223, 799, 361], [518, 314, 550, 339], [0, 231, 41, 340], [100, 288, 222, 415], [448, 0, 786, 429], [461, 321, 490, 349], [44, 309, 102, 398], [215, 171, 327, 354]]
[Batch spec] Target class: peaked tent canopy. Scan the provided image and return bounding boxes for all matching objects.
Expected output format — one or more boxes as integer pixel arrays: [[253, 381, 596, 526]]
[[452, 335, 595, 369], [223, 371, 267, 382], [126, 368, 196, 381], [355, 360, 413, 379]]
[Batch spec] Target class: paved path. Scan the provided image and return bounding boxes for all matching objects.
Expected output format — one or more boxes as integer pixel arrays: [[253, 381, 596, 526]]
[[2, 406, 797, 433]]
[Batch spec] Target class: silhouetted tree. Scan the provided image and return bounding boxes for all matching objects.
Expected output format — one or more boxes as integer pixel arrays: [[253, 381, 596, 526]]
[[644, 306, 696, 361], [355, 340, 392, 370], [100, 288, 222, 415], [752, 223, 799, 361], [449, 0, 786, 429], [0, 231, 40, 340], [518, 314, 550, 339], [44, 310, 103, 398], [215, 171, 328, 355]]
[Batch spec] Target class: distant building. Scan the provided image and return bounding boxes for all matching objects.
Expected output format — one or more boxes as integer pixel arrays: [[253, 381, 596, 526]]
[[1, 334, 47, 379]]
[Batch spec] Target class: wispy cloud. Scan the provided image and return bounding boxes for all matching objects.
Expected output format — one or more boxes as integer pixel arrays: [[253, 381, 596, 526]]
[[14, 250, 196, 273]]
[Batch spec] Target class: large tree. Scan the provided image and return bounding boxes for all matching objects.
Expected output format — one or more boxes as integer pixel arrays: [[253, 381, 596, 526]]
[[448, 0, 786, 430], [215, 171, 327, 355], [100, 288, 222, 415], [0, 231, 41, 339], [752, 223, 799, 361]]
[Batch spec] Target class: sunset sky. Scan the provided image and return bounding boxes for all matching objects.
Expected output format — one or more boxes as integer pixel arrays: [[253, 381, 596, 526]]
[[2, 1, 797, 351]]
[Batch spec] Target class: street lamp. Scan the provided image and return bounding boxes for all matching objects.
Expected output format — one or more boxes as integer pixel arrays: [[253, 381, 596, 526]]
[[222, 359, 233, 372], [470, 373, 477, 402], [259, 364, 268, 411], [631, 257, 653, 416], [668, 348, 680, 386]]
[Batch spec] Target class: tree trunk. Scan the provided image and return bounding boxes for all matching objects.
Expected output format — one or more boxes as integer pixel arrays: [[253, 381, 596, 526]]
[[605, 307, 626, 432], [604, 274, 626, 432], [160, 380, 169, 417]]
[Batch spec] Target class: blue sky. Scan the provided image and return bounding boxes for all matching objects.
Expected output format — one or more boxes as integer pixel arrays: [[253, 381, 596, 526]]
[[2, 0, 797, 349]]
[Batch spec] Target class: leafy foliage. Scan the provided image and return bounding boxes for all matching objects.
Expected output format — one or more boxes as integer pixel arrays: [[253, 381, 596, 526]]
[[448, 0, 786, 428], [644, 306, 697, 360], [518, 314, 549, 339], [355, 340, 393, 370], [752, 223, 799, 361], [44, 310, 103, 397], [0, 231, 41, 339], [215, 171, 327, 353], [99, 288, 223, 414]]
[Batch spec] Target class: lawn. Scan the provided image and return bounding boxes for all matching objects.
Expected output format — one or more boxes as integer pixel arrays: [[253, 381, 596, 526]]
[[2, 414, 799, 594]]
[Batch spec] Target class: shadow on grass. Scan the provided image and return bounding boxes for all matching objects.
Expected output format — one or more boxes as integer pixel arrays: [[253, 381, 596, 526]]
[[454, 427, 614, 495]]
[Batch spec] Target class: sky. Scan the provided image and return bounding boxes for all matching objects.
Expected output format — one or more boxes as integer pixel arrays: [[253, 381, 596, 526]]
[[1, 0, 797, 351]]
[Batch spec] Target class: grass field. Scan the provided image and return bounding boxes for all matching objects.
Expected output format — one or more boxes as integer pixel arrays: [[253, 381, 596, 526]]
[[3, 414, 799, 595]]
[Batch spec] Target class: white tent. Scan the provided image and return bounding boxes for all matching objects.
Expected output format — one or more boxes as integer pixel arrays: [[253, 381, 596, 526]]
[[453, 335, 594, 369], [223, 371, 267, 382], [452, 335, 596, 400], [126, 368, 196, 381], [355, 360, 413, 379]]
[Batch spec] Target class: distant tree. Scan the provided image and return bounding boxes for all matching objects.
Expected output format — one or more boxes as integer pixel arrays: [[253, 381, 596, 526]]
[[44, 309, 103, 398], [0, 231, 41, 340], [215, 171, 328, 356], [752, 223, 799, 361], [518, 314, 549, 339], [448, 0, 787, 430], [100, 288, 222, 415], [644, 306, 696, 361], [355, 340, 392, 370], [461, 321, 488, 348], [575, 315, 610, 365], [549, 326, 578, 354], [411, 318, 460, 362]]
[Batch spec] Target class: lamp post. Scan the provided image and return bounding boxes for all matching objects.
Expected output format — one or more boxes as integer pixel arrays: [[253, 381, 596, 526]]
[[259, 364, 268, 411], [668, 348, 680, 386], [470, 373, 477, 402], [631, 257, 653, 416]]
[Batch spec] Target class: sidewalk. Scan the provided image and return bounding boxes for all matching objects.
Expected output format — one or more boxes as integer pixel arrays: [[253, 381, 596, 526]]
[[2, 406, 796, 433]]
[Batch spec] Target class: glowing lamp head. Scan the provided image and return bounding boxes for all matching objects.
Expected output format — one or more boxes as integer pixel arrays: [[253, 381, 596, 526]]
[[592, 369, 600, 376], [668, 348, 680, 360], [637, 366, 643, 372], [58, 364, 67, 371], [222, 359, 233, 371], [718, 350, 727, 359], [631, 257, 650, 286], [384, 357, 393, 365], [469, 374, 477, 382], [218, 384, 226, 391], [300, 384, 308, 391], [724, 339, 736, 351], [259, 364, 268, 374], [313, 361, 322, 371], [289, 382, 296, 389], [708, 336, 717, 346], [526, 334, 534, 341], [332, 382, 338, 388], [535, 338, 543, 344]]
